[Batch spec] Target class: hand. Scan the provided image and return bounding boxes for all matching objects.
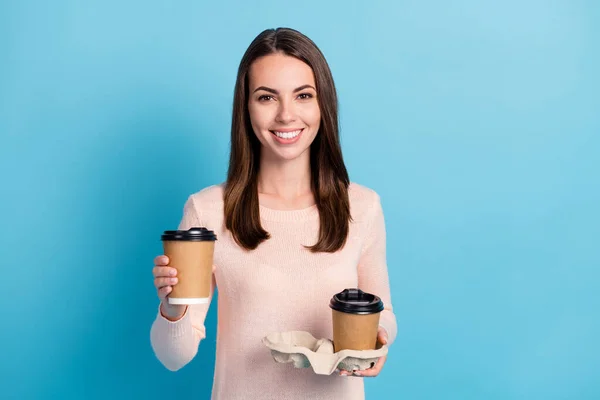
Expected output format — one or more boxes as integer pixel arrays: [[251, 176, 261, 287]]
[[152, 255, 186, 320], [339, 327, 388, 377]]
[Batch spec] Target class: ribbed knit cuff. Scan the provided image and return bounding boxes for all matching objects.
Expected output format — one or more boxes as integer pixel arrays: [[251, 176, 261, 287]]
[[156, 303, 192, 338]]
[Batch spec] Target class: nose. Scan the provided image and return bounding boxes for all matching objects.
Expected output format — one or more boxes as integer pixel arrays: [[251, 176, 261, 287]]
[[275, 98, 295, 124]]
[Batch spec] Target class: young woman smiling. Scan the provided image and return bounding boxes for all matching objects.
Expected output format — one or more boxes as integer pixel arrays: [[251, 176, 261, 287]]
[[150, 27, 397, 400]]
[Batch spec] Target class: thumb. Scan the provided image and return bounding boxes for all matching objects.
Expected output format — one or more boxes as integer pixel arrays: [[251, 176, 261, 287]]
[[378, 327, 389, 344]]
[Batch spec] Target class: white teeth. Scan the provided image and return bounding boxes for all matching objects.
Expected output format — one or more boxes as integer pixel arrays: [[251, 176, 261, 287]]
[[273, 129, 302, 139]]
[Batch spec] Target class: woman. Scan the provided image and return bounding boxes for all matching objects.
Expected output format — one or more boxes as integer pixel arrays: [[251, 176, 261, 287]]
[[150, 27, 397, 399]]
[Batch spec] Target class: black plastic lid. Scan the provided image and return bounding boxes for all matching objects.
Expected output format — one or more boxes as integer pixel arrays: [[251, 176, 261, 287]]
[[329, 288, 384, 315], [161, 227, 217, 242]]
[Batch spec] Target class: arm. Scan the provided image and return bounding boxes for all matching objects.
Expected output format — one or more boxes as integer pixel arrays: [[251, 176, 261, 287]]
[[150, 196, 216, 371], [357, 193, 398, 346]]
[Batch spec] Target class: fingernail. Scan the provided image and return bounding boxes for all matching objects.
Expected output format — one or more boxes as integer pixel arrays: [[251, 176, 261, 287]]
[[171, 278, 177, 284], [170, 269, 176, 276]]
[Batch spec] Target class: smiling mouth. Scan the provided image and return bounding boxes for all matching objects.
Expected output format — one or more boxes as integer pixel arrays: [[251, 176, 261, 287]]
[[270, 129, 304, 139]]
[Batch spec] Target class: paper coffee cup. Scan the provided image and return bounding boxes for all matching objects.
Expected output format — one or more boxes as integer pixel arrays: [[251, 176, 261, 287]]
[[161, 227, 217, 305], [329, 288, 384, 352]]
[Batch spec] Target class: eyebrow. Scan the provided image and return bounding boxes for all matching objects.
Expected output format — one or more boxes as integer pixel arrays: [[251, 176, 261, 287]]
[[253, 84, 316, 94]]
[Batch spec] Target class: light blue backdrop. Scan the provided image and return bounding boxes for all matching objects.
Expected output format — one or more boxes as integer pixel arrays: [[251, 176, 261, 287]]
[[1, 0, 598, 399]]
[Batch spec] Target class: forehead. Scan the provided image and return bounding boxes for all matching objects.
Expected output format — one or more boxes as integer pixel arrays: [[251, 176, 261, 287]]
[[248, 53, 315, 90]]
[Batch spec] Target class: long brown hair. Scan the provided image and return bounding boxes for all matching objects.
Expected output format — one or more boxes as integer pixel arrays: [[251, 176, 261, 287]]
[[224, 27, 351, 253]]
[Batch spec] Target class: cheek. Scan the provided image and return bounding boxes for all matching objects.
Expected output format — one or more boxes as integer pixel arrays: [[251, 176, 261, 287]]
[[302, 104, 321, 128], [248, 104, 272, 133]]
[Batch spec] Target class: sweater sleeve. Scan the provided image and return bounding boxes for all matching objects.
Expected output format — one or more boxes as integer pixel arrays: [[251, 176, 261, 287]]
[[149, 196, 216, 371], [357, 192, 398, 346]]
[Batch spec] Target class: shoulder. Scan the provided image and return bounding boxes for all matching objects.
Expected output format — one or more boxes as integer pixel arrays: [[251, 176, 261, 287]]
[[348, 181, 382, 222], [190, 183, 225, 205], [184, 183, 225, 219], [349, 181, 381, 206]]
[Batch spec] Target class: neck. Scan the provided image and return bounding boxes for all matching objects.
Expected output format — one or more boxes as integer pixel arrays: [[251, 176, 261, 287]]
[[257, 151, 312, 200]]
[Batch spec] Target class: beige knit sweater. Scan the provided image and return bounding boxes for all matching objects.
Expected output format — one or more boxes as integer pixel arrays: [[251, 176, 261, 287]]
[[150, 182, 397, 399]]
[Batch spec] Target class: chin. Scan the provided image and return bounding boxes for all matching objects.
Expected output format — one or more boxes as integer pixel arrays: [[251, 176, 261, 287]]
[[273, 149, 308, 161], [264, 145, 310, 162]]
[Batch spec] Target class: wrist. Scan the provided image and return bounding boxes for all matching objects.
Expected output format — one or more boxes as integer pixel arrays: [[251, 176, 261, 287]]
[[160, 302, 186, 321]]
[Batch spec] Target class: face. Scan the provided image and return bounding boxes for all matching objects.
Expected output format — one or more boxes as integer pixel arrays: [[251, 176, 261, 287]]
[[247, 53, 321, 162]]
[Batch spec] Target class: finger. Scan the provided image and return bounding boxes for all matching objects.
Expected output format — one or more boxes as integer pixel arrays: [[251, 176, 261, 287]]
[[355, 366, 379, 377], [154, 276, 178, 289], [356, 368, 377, 377], [154, 255, 169, 266], [377, 328, 389, 345], [153, 266, 177, 277], [356, 355, 386, 377], [373, 355, 386, 369], [158, 286, 172, 300]]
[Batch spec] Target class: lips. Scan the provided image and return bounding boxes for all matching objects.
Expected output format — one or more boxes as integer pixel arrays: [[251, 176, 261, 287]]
[[270, 128, 304, 144]]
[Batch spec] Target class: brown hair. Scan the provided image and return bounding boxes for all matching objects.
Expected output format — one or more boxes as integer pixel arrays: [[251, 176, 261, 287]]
[[224, 27, 351, 253]]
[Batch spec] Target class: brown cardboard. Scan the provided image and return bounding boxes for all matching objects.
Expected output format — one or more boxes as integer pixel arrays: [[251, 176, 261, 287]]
[[162, 240, 214, 303], [332, 310, 380, 352]]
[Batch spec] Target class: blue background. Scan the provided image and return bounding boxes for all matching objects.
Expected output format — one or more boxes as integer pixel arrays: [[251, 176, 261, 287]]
[[1, 0, 598, 399]]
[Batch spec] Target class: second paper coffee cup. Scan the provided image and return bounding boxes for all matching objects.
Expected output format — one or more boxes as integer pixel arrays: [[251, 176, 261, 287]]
[[329, 288, 384, 352], [161, 227, 217, 305]]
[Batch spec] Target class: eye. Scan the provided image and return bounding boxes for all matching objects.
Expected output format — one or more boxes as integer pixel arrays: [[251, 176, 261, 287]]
[[258, 95, 274, 102], [298, 93, 313, 100]]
